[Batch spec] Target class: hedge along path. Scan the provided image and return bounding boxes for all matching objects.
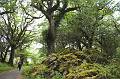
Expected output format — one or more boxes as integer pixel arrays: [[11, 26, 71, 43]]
[[0, 69, 22, 79]]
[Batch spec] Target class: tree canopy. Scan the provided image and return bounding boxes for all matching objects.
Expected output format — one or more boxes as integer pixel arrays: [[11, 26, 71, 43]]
[[0, 0, 120, 79]]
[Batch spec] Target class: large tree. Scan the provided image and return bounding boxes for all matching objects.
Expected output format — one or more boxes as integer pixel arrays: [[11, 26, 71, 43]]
[[30, 0, 79, 54]]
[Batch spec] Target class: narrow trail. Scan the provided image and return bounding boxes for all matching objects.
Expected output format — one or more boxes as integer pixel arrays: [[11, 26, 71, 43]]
[[0, 69, 22, 79]]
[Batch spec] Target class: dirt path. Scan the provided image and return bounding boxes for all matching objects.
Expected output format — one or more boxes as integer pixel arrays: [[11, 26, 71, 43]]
[[0, 69, 22, 79]]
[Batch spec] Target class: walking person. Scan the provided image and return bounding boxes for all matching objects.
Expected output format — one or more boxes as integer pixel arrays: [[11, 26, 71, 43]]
[[17, 61, 22, 71]]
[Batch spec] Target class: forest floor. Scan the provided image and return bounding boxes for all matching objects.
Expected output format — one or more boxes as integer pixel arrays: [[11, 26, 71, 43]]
[[0, 69, 22, 79]]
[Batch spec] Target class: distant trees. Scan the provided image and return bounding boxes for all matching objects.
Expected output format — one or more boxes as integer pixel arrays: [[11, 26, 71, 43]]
[[0, 0, 34, 65]]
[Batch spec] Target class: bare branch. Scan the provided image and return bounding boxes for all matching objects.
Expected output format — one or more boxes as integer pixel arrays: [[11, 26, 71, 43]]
[[21, 4, 44, 19], [31, 4, 50, 20], [48, 0, 60, 13], [0, 11, 14, 15], [65, 7, 79, 12]]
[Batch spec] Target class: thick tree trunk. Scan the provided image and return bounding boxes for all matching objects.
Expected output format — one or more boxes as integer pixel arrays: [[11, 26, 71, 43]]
[[8, 46, 15, 66], [0, 52, 4, 62], [46, 39, 55, 54], [46, 19, 56, 54], [2, 46, 9, 62], [46, 14, 56, 55]]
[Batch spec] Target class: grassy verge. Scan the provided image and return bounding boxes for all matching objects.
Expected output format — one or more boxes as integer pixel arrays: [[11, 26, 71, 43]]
[[0, 63, 13, 73]]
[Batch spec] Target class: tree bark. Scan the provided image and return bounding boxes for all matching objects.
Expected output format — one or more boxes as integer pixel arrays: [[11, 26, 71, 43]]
[[2, 46, 9, 62], [0, 52, 4, 62], [2, 53, 7, 62], [8, 46, 15, 66], [46, 17, 56, 54]]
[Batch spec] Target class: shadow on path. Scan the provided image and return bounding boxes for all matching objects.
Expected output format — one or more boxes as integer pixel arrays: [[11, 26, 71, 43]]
[[0, 69, 21, 79]]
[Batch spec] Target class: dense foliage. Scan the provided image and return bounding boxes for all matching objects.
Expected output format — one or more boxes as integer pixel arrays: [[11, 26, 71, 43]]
[[22, 48, 120, 79], [0, 0, 120, 79]]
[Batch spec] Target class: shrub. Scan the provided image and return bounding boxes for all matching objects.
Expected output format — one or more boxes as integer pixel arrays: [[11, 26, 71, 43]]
[[52, 71, 64, 79], [105, 58, 120, 79], [43, 48, 108, 74], [23, 48, 114, 79], [66, 63, 108, 79], [22, 66, 33, 76], [22, 64, 50, 79], [41, 48, 109, 78]]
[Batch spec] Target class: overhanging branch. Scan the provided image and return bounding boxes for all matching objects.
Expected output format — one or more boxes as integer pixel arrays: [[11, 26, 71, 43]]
[[0, 11, 14, 15], [65, 7, 79, 12], [49, 0, 60, 12], [31, 4, 49, 19]]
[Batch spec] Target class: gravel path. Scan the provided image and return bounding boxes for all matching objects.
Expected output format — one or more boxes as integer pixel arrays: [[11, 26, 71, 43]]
[[0, 70, 22, 79]]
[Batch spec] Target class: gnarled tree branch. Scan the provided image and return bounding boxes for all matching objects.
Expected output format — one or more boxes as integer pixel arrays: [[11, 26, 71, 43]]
[[0, 11, 14, 15]]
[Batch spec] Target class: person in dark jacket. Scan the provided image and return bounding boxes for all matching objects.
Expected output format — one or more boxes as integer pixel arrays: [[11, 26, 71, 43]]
[[17, 61, 22, 71]]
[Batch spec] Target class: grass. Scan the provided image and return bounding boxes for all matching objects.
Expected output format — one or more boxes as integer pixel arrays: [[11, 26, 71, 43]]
[[0, 63, 13, 73]]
